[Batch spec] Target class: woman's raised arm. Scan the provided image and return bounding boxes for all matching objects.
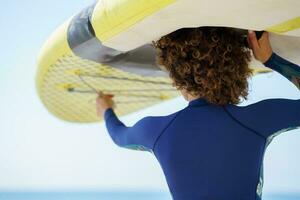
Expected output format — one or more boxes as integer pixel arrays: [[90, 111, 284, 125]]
[[247, 31, 300, 90]]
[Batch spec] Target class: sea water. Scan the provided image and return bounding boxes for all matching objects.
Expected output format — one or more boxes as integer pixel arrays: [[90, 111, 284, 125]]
[[0, 191, 299, 200]]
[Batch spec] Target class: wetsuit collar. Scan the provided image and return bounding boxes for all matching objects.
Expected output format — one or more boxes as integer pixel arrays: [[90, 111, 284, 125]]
[[188, 97, 208, 107]]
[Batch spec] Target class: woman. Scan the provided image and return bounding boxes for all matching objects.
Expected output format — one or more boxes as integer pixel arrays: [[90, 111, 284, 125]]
[[96, 27, 300, 200]]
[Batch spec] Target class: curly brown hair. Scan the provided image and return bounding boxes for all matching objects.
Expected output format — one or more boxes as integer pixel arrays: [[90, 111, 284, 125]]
[[152, 27, 253, 105]]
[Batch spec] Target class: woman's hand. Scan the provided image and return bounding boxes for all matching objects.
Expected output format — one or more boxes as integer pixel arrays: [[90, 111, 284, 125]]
[[96, 93, 115, 118], [247, 30, 273, 63]]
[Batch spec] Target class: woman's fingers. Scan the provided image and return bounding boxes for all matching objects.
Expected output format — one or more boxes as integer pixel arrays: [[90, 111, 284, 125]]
[[247, 30, 273, 63], [261, 31, 269, 39], [260, 32, 270, 47], [96, 93, 115, 105], [248, 30, 260, 52], [95, 92, 115, 118], [97, 92, 113, 101]]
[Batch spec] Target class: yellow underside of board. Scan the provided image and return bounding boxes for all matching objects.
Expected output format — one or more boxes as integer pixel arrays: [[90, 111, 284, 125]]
[[37, 49, 269, 123], [38, 54, 180, 123]]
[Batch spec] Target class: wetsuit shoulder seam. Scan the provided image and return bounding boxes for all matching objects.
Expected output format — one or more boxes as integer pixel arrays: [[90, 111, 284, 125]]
[[152, 109, 183, 151], [222, 106, 266, 140]]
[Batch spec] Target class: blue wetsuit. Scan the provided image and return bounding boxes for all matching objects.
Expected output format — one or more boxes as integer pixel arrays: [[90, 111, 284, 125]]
[[104, 52, 300, 200]]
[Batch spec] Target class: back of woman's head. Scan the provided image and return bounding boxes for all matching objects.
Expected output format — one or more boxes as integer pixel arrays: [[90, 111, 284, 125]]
[[153, 27, 252, 105]]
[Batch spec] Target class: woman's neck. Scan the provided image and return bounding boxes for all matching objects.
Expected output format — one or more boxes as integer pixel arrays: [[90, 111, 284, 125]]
[[187, 94, 201, 102]]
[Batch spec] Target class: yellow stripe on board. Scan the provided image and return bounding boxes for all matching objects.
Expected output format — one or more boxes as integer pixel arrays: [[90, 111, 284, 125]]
[[266, 16, 300, 33], [91, 0, 176, 42]]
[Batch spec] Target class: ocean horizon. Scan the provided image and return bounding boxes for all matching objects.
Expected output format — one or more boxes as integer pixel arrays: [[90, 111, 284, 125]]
[[0, 191, 300, 200]]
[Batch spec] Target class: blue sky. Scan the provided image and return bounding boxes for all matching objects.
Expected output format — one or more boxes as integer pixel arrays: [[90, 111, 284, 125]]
[[0, 0, 299, 195]]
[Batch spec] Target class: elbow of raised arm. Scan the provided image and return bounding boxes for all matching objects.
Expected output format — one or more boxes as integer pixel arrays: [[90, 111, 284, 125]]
[[111, 134, 125, 147], [107, 127, 128, 147]]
